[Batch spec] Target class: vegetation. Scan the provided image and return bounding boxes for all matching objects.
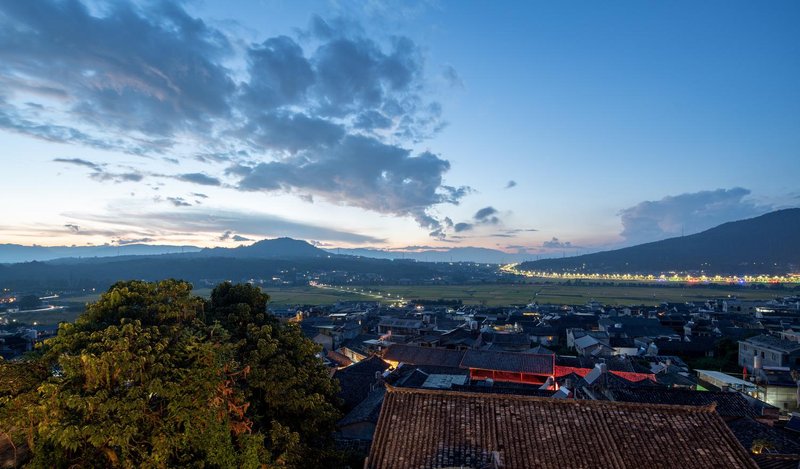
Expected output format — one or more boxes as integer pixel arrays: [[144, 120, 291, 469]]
[[0, 280, 344, 468]]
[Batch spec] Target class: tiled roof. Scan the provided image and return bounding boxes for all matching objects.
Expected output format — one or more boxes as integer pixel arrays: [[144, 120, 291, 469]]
[[337, 386, 386, 428], [326, 350, 353, 367], [727, 417, 800, 455], [382, 344, 465, 368], [460, 349, 553, 375], [752, 454, 800, 469], [333, 355, 389, 411], [367, 386, 758, 469], [606, 388, 762, 418]]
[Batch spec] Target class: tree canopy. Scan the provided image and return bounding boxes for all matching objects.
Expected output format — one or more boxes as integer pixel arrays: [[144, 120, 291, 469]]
[[0, 280, 344, 468]]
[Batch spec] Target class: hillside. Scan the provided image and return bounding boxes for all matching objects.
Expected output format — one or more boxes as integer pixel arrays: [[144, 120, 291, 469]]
[[517, 208, 800, 274]]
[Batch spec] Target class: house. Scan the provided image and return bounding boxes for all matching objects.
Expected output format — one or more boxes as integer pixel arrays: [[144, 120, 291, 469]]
[[376, 316, 430, 339], [487, 331, 530, 352], [739, 334, 800, 372], [336, 386, 386, 441], [365, 386, 758, 469], [460, 349, 553, 386], [333, 356, 390, 411]]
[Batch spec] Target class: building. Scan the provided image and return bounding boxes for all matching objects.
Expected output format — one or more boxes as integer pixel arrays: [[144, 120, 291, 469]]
[[739, 334, 800, 372], [366, 386, 757, 469]]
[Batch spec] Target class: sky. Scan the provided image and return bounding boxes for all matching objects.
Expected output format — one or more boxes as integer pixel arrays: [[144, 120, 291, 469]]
[[0, 0, 798, 255]]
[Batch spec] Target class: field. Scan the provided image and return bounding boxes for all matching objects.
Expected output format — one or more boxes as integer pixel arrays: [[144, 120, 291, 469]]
[[334, 283, 789, 306], [52, 286, 368, 309], [30, 282, 791, 326]]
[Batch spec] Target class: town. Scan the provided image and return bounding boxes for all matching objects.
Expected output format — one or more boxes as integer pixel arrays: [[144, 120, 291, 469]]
[[5, 282, 800, 467]]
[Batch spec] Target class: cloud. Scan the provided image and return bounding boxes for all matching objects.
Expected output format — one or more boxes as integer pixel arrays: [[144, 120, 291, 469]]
[[53, 158, 104, 172], [618, 187, 770, 244], [0, 0, 234, 139], [114, 237, 155, 245], [54, 157, 146, 183], [442, 65, 463, 88], [89, 171, 145, 183], [166, 197, 191, 207], [218, 230, 251, 242], [542, 237, 576, 249], [0, 2, 475, 238], [505, 180, 517, 189], [191, 192, 208, 199], [68, 208, 384, 244], [232, 135, 468, 231], [64, 224, 80, 233], [474, 206, 499, 222], [177, 173, 221, 186], [454, 222, 473, 233]]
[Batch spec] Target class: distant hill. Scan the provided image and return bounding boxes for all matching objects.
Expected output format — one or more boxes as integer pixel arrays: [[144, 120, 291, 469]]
[[0, 243, 201, 264], [197, 237, 327, 259], [332, 246, 532, 264], [517, 208, 800, 275]]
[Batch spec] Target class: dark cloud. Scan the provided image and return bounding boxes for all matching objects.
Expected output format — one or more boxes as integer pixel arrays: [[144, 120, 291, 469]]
[[64, 224, 80, 233], [218, 230, 255, 242], [0, 0, 234, 138], [191, 192, 208, 199], [54, 157, 145, 183], [53, 157, 104, 172], [454, 222, 473, 233], [505, 180, 517, 189], [115, 237, 155, 245], [242, 111, 345, 153], [89, 171, 144, 183], [166, 197, 191, 207], [177, 173, 221, 186], [1, 2, 474, 237], [68, 208, 384, 244], [474, 206, 499, 222], [619, 187, 770, 244], [242, 35, 315, 110], [542, 237, 575, 249], [233, 135, 467, 230]]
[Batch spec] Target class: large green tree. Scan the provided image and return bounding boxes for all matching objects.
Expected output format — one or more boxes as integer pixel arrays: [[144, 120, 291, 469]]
[[1, 280, 264, 468], [205, 282, 342, 468], [1, 280, 345, 468]]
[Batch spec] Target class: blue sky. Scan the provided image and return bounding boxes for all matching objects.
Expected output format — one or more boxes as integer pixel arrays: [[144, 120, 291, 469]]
[[0, 0, 798, 254]]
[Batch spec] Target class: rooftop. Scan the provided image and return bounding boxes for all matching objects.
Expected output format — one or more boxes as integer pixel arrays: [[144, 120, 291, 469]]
[[743, 334, 800, 354], [367, 386, 757, 469]]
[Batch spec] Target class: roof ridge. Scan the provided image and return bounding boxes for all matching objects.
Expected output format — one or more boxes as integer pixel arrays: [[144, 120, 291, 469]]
[[384, 384, 718, 413]]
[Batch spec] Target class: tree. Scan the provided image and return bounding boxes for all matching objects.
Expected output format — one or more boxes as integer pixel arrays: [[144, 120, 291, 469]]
[[1, 280, 266, 468], [205, 282, 343, 468], [1, 280, 347, 468]]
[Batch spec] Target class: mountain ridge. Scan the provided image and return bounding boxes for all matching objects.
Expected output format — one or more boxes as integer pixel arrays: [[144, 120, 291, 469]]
[[517, 208, 800, 274]]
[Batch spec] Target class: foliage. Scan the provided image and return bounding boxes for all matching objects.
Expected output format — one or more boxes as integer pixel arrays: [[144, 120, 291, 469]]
[[0, 279, 342, 468], [205, 282, 342, 468]]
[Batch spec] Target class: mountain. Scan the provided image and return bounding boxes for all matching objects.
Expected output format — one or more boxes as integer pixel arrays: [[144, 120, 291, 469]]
[[198, 237, 327, 258], [517, 208, 800, 275], [0, 243, 201, 264], [331, 247, 533, 264]]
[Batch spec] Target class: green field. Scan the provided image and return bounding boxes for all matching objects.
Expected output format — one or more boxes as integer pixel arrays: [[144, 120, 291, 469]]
[[53, 285, 368, 309], [42, 282, 792, 318], [340, 283, 788, 306]]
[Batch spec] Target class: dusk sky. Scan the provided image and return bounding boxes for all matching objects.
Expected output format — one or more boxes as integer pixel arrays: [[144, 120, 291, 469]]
[[1, 0, 798, 255]]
